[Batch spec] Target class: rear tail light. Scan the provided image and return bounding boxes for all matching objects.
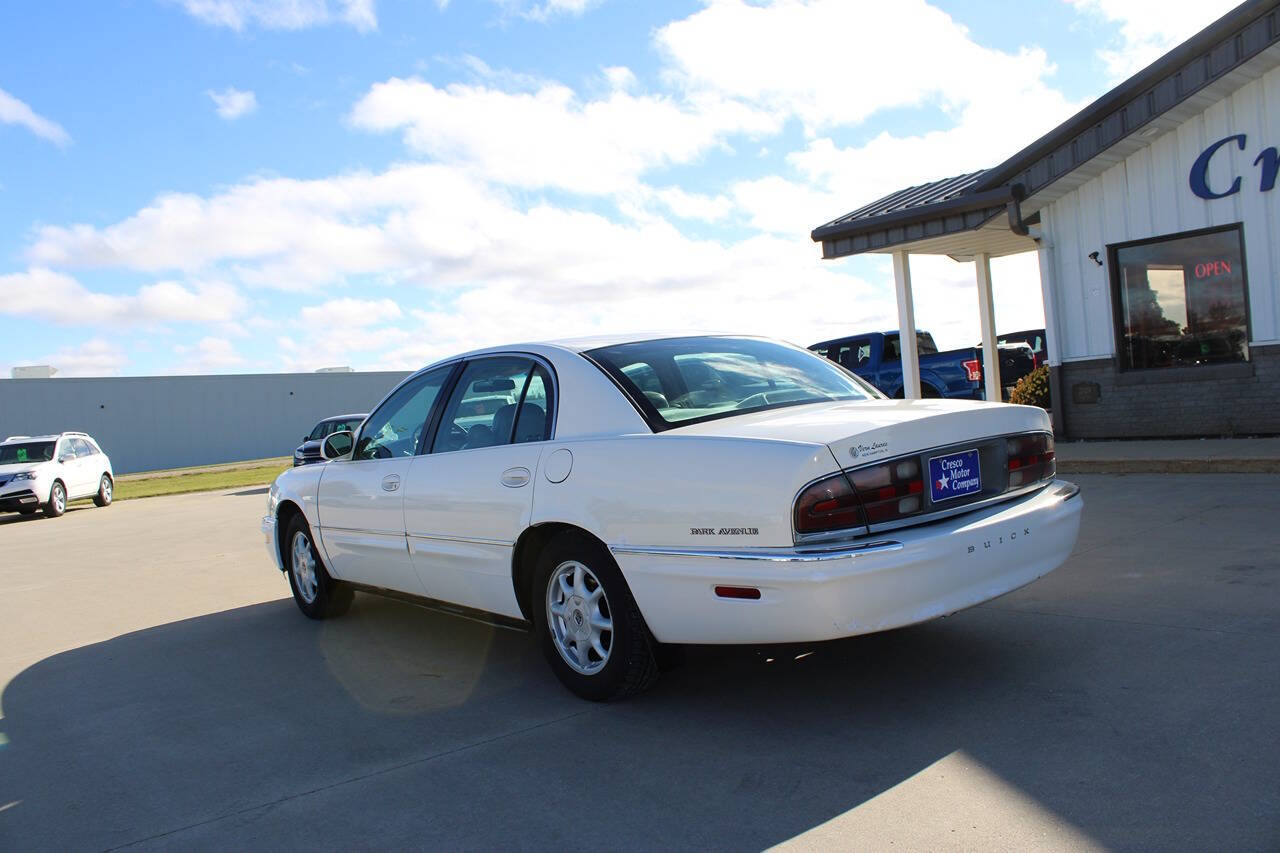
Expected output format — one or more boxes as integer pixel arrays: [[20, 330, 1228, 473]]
[[1007, 433, 1055, 488], [962, 359, 982, 382], [846, 458, 925, 524], [794, 472, 862, 535], [794, 459, 926, 536]]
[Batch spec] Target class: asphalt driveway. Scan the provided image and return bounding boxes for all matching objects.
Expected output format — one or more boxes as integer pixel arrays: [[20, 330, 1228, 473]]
[[0, 475, 1276, 850]]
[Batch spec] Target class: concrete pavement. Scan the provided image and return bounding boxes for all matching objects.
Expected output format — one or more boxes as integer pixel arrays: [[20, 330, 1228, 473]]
[[0, 476, 1277, 850]]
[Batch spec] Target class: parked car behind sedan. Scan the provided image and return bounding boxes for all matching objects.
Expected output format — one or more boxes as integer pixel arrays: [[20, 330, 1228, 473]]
[[263, 334, 1081, 701], [293, 414, 367, 466], [0, 432, 114, 518]]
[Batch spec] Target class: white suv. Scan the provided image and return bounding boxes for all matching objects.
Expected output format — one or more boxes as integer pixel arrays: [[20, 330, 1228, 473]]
[[0, 432, 114, 518]]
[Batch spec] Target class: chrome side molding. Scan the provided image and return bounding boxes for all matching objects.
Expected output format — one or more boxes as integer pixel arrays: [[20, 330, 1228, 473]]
[[610, 540, 904, 563]]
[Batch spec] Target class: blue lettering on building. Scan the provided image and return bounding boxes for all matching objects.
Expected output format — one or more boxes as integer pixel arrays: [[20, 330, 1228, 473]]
[[1189, 133, 1280, 199]]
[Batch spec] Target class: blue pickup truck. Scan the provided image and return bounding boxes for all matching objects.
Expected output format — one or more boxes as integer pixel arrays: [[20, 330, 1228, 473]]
[[809, 331, 1035, 400]]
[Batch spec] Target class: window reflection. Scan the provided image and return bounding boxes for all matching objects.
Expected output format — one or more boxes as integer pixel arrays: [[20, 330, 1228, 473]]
[[1113, 226, 1249, 370]]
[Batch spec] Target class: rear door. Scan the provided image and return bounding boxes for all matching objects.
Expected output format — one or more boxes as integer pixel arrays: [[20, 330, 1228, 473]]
[[70, 439, 102, 496], [317, 365, 455, 594], [402, 356, 554, 618]]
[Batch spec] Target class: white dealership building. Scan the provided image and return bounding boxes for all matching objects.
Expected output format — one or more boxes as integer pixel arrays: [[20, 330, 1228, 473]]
[[812, 0, 1280, 439]]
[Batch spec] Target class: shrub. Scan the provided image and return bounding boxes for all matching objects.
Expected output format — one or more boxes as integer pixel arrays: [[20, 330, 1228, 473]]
[[1009, 365, 1050, 409]]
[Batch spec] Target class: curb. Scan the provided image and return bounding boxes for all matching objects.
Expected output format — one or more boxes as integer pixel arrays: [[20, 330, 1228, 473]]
[[1057, 459, 1280, 474]]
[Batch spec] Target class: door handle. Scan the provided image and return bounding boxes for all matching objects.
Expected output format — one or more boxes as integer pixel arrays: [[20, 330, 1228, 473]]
[[381, 474, 401, 492], [500, 467, 531, 488]]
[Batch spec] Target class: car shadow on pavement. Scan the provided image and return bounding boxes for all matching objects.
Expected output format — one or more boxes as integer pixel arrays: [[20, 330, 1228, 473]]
[[1, 589, 1276, 850], [0, 505, 92, 526]]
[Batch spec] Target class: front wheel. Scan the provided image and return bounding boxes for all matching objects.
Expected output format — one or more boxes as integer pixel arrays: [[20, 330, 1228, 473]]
[[285, 515, 353, 619], [93, 474, 113, 507], [533, 532, 658, 701], [43, 481, 66, 518]]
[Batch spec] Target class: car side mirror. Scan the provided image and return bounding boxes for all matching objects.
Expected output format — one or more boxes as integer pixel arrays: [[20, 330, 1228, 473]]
[[322, 430, 354, 461]]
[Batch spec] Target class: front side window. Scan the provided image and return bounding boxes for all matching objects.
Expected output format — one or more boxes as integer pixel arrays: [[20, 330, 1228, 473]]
[[0, 442, 55, 464], [433, 357, 546, 452], [587, 336, 879, 430], [1111, 225, 1250, 370], [354, 367, 452, 460]]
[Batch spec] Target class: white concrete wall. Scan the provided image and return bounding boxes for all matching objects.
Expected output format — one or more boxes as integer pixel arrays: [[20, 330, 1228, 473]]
[[0, 371, 409, 473], [1041, 63, 1280, 362]]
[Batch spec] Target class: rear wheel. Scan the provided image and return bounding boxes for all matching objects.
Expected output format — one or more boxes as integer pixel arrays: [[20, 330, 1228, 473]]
[[285, 515, 353, 619], [533, 531, 658, 701], [93, 474, 113, 507], [43, 481, 66, 518]]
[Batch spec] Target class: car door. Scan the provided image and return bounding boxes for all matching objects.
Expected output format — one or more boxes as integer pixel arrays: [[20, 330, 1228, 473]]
[[71, 439, 100, 496], [317, 365, 456, 595], [402, 356, 554, 619], [61, 439, 92, 497]]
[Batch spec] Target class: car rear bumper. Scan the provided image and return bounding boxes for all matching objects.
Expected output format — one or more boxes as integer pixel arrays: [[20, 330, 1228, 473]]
[[612, 480, 1082, 645]]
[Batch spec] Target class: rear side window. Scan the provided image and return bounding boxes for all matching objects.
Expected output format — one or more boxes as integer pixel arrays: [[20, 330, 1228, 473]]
[[71, 438, 96, 456], [513, 365, 554, 443], [433, 357, 554, 452]]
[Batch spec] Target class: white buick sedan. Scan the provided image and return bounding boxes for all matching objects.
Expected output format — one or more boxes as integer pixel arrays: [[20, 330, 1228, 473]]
[[263, 334, 1081, 700]]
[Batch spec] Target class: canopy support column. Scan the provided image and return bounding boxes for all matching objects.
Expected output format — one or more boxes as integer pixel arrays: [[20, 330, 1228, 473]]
[[892, 250, 922, 400], [974, 252, 1001, 402]]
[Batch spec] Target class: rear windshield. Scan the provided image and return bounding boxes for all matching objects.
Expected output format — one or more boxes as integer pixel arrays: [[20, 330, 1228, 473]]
[[585, 336, 880, 430], [0, 441, 55, 464]]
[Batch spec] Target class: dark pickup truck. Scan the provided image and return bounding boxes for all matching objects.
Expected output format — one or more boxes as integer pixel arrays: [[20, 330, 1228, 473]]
[[810, 331, 1035, 400]]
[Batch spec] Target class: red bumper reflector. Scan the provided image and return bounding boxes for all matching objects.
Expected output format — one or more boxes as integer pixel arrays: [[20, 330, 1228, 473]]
[[715, 585, 762, 600]]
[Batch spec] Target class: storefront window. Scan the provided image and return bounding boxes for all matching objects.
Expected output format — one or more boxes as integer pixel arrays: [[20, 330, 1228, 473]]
[[1111, 225, 1250, 370]]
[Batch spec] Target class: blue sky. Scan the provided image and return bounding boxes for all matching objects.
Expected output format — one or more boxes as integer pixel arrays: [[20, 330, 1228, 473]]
[[0, 0, 1239, 376]]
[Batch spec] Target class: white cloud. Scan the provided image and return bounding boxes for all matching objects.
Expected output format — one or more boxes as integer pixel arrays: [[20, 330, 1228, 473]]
[[207, 87, 258, 120], [0, 269, 246, 326], [172, 336, 245, 372], [1064, 0, 1242, 78], [38, 338, 128, 377], [300, 297, 401, 327], [171, 0, 376, 32], [657, 0, 1060, 135], [19, 0, 1065, 374], [348, 76, 778, 195], [649, 186, 733, 223], [0, 86, 71, 147]]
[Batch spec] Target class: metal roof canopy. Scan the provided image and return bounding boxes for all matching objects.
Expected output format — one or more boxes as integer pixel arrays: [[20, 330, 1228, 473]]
[[811, 0, 1280, 260]]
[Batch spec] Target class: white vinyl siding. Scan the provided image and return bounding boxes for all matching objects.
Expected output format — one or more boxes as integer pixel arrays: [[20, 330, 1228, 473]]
[[1041, 62, 1280, 361]]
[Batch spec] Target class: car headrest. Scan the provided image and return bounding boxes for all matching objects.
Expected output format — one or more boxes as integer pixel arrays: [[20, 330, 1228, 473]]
[[492, 404, 519, 443], [514, 403, 545, 442]]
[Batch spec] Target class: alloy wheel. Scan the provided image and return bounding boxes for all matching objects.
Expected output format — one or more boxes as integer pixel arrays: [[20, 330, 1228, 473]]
[[546, 560, 613, 675], [291, 530, 319, 604]]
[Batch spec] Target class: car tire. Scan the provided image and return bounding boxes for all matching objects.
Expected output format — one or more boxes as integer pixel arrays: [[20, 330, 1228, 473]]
[[284, 514, 353, 619], [533, 531, 659, 701], [93, 474, 113, 507], [43, 481, 66, 518]]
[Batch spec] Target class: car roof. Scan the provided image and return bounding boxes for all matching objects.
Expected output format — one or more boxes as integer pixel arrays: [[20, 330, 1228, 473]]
[[449, 331, 751, 360], [322, 413, 367, 421], [1, 432, 89, 444]]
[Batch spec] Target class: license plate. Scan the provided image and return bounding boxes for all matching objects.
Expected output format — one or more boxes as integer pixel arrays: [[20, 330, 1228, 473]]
[[928, 449, 981, 503]]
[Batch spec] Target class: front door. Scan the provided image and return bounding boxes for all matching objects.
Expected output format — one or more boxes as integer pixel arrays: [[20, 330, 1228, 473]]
[[317, 365, 455, 594], [403, 356, 555, 618]]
